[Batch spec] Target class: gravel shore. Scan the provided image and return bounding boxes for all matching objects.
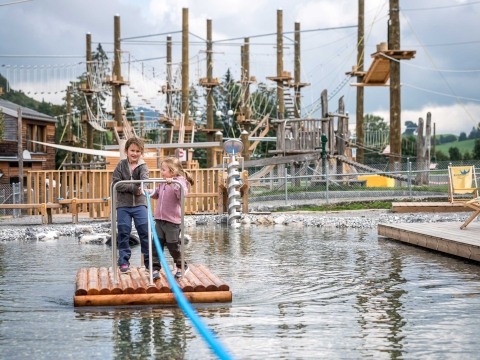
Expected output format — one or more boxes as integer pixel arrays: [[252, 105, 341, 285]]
[[0, 208, 477, 241]]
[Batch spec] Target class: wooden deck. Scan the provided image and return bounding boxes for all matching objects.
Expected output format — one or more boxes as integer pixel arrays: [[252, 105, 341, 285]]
[[392, 202, 470, 213], [74, 264, 231, 306], [378, 222, 480, 262]]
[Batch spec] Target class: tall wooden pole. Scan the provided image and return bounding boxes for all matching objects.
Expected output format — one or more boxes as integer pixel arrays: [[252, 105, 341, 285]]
[[140, 110, 144, 138], [276, 9, 284, 120], [356, 0, 365, 163], [294, 22, 301, 119], [416, 117, 424, 185], [206, 19, 214, 167], [86, 32, 93, 162], [424, 112, 431, 184], [66, 86, 72, 164], [389, 0, 401, 166], [166, 35, 172, 119], [17, 107, 23, 191], [114, 15, 122, 128], [244, 38, 250, 113], [182, 8, 189, 125]]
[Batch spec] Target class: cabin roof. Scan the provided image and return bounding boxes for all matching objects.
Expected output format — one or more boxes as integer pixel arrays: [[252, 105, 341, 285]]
[[0, 99, 57, 123]]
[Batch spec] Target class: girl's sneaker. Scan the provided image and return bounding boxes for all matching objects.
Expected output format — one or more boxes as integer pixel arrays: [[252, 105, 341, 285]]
[[120, 264, 131, 274], [175, 265, 189, 278], [152, 270, 160, 281]]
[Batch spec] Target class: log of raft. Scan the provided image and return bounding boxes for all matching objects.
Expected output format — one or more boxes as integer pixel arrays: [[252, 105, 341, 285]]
[[74, 264, 231, 306]]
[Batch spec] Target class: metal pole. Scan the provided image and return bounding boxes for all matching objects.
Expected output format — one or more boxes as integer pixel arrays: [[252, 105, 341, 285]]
[[284, 167, 288, 204], [111, 181, 117, 283], [326, 163, 329, 204], [407, 158, 412, 198]]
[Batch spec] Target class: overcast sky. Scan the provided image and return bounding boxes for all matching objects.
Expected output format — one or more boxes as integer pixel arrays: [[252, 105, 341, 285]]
[[0, 0, 479, 135]]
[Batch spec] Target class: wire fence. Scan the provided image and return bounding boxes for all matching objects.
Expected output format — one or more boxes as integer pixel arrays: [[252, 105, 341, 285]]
[[0, 183, 23, 217], [247, 160, 480, 207]]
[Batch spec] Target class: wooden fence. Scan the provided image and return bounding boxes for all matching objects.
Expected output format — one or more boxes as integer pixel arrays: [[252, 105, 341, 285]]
[[26, 168, 221, 218]]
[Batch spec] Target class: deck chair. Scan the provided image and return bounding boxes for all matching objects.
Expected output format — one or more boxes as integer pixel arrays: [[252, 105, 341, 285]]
[[447, 166, 478, 203], [461, 197, 480, 229]]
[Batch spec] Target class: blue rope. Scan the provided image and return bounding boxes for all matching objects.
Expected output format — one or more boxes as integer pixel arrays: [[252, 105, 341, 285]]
[[144, 191, 234, 360]]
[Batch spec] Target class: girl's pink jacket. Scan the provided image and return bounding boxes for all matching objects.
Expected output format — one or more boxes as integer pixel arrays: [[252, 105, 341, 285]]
[[150, 176, 189, 224]]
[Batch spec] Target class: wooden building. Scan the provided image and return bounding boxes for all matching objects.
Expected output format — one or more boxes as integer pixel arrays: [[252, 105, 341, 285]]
[[0, 99, 57, 184]]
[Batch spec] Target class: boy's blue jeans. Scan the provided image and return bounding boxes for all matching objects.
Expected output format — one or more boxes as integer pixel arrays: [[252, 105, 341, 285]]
[[117, 206, 150, 267]]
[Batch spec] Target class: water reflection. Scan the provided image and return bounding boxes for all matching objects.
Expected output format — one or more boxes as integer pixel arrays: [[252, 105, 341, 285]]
[[354, 230, 407, 358], [75, 308, 189, 359]]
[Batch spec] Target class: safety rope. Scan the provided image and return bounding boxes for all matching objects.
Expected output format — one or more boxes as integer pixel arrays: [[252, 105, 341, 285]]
[[144, 191, 234, 360]]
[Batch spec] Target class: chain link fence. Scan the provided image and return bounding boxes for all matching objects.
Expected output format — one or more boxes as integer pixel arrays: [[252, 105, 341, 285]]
[[247, 160, 480, 208], [0, 183, 23, 217]]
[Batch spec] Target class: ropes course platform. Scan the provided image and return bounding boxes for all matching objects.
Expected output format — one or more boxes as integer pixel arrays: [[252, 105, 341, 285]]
[[74, 264, 232, 307], [378, 222, 480, 262]]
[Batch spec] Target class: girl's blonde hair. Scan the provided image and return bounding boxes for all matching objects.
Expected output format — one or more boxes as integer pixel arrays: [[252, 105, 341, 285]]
[[162, 156, 195, 186]]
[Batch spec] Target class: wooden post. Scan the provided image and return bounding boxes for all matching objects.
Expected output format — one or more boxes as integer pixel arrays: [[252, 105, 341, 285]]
[[389, 0, 401, 167], [356, 0, 365, 164], [276, 9, 284, 120], [17, 108, 23, 195], [182, 8, 189, 125], [166, 35, 173, 120], [416, 117, 424, 185], [424, 112, 431, 185], [86, 32, 93, 162], [320, 90, 329, 138], [244, 38, 250, 117], [66, 86, 72, 164], [206, 19, 214, 168], [140, 110, 144, 138], [114, 15, 122, 128], [294, 22, 301, 119]]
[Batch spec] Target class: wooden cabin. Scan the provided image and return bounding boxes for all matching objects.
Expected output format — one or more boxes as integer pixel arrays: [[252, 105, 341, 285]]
[[0, 99, 57, 184]]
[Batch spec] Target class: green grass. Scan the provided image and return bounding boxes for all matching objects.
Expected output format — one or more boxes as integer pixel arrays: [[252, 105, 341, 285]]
[[274, 201, 393, 212], [436, 138, 477, 154]]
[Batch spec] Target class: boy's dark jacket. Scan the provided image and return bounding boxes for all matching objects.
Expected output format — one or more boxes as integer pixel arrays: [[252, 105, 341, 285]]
[[112, 158, 149, 208]]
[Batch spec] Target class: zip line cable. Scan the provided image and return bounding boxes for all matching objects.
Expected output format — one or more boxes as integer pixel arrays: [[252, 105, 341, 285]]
[[401, 10, 480, 130], [401, 1, 480, 11]]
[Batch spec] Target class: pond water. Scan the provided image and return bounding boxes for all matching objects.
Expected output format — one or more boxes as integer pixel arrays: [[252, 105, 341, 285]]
[[1, 225, 480, 359]]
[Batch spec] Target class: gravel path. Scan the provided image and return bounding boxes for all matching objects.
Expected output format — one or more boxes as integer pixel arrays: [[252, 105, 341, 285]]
[[0, 208, 477, 241]]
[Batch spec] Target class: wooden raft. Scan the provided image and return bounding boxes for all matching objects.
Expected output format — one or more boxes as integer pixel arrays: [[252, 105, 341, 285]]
[[74, 264, 232, 307], [392, 202, 470, 213], [378, 222, 480, 262]]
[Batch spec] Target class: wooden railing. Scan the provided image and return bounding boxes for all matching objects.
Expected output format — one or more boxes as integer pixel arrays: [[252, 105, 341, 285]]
[[26, 168, 221, 217]]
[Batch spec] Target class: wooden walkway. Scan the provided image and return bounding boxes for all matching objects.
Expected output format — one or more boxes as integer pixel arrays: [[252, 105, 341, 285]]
[[74, 264, 231, 306], [378, 222, 480, 262], [392, 202, 470, 213]]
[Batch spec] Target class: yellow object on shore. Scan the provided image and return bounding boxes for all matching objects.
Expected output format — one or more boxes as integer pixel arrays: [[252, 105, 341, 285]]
[[358, 174, 395, 187]]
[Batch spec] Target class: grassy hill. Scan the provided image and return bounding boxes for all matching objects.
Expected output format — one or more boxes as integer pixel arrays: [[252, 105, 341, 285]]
[[436, 138, 477, 154]]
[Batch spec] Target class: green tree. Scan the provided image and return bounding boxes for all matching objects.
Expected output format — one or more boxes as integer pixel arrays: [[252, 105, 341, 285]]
[[364, 114, 389, 131], [473, 139, 480, 159], [463, 151, 473, 161], [459, 132, 467, 141], [436, 150, 449, 161], [448, 146, 462, 161]]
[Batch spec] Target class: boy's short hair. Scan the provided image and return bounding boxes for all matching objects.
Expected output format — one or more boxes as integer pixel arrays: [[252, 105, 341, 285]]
[[125, 137, 145, 154]]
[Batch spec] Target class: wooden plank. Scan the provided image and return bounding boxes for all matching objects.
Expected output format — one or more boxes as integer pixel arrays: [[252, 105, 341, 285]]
[[378, 222, 480, 261]]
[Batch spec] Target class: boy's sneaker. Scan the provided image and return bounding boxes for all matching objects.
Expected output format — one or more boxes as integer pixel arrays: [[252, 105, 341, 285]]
[[152, 270, 160, 281], [175, 265, 189, 278], [120, 264, 131, 274]]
